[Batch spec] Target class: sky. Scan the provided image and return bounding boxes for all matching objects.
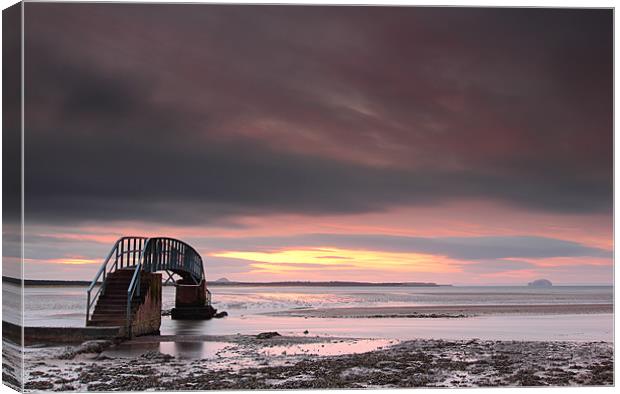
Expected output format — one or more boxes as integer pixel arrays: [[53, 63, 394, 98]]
[[5, 4, 613, 285]]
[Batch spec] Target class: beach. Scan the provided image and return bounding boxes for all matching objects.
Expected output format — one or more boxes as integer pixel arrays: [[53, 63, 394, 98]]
[[15, 334, 613, 391], [4, 284, 615, 390]]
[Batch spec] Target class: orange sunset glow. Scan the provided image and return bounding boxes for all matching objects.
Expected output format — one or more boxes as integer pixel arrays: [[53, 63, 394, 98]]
[[213, 247, 462, 275]]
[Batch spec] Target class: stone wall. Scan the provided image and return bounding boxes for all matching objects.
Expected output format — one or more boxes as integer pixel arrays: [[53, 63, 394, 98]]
[[129, 272, 162, 337]]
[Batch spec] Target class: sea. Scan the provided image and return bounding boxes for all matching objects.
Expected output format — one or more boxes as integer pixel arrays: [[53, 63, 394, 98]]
[[3, 284, 614, 342]]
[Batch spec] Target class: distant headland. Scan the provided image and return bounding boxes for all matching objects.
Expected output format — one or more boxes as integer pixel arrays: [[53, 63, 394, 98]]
[[3, 276, 449, 287], [207, 279, 449, 287]]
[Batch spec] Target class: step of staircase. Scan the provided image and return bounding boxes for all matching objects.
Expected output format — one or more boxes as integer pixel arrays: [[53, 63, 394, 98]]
[[101, 285, 148, 294], [99, 289, 148, 298], [91, 310, 132, 317], [93, 299, 141, 310], [88, 319, 128, 327], [89, 311, 137, 326], [98, 295, 145, 301], [87, 268, 151, 328], [93, 305, 139, 314], [91, 313, 128, 320]]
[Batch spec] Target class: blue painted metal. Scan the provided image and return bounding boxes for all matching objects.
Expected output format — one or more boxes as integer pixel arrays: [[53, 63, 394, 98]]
[[86, 236, 210, 333]]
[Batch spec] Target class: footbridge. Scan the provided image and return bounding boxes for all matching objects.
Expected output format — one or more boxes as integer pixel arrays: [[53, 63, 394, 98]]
[[86, 236, 214, 337]]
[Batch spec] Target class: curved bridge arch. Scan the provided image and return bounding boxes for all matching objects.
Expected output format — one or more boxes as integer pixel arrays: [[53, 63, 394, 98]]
[[140, 237, 204, 284], [86, 236, 210, 335]]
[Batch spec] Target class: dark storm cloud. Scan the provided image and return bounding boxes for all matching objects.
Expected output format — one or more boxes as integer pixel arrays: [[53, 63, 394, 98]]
[[2, 231, 112, 260], [23, 5, 612, 225], [3, 3, 22, 224]]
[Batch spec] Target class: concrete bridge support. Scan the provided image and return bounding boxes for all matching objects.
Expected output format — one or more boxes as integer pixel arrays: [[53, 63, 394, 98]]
[[171, 279, 216, 320]]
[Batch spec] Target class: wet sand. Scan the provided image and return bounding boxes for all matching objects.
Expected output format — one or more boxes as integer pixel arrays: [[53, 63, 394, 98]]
[[2, 339, 23, 390], [268, 303, 614, 318], [18, 334, 613, 391]]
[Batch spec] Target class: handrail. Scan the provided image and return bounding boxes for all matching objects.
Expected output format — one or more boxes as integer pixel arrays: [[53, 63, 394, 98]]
[[85, 236, 147, 324], [126, 261, 143, 331], [87, 236, 207, 335]]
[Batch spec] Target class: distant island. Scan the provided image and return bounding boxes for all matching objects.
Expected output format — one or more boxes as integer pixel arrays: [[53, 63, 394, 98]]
[[528, 279, 553, 287], [3, 276, 448, 287]]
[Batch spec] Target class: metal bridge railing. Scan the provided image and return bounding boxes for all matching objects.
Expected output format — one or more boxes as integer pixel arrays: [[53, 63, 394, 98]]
[[86, 236, 207, 333], [125, 237, 206, 331], [86, 236, 147, 324]]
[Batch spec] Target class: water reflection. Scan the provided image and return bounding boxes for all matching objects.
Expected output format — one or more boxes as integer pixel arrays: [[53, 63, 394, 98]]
[[160, 313, 613, 342], [103, 341, 235, 359], [262, 339, 397, 357]]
